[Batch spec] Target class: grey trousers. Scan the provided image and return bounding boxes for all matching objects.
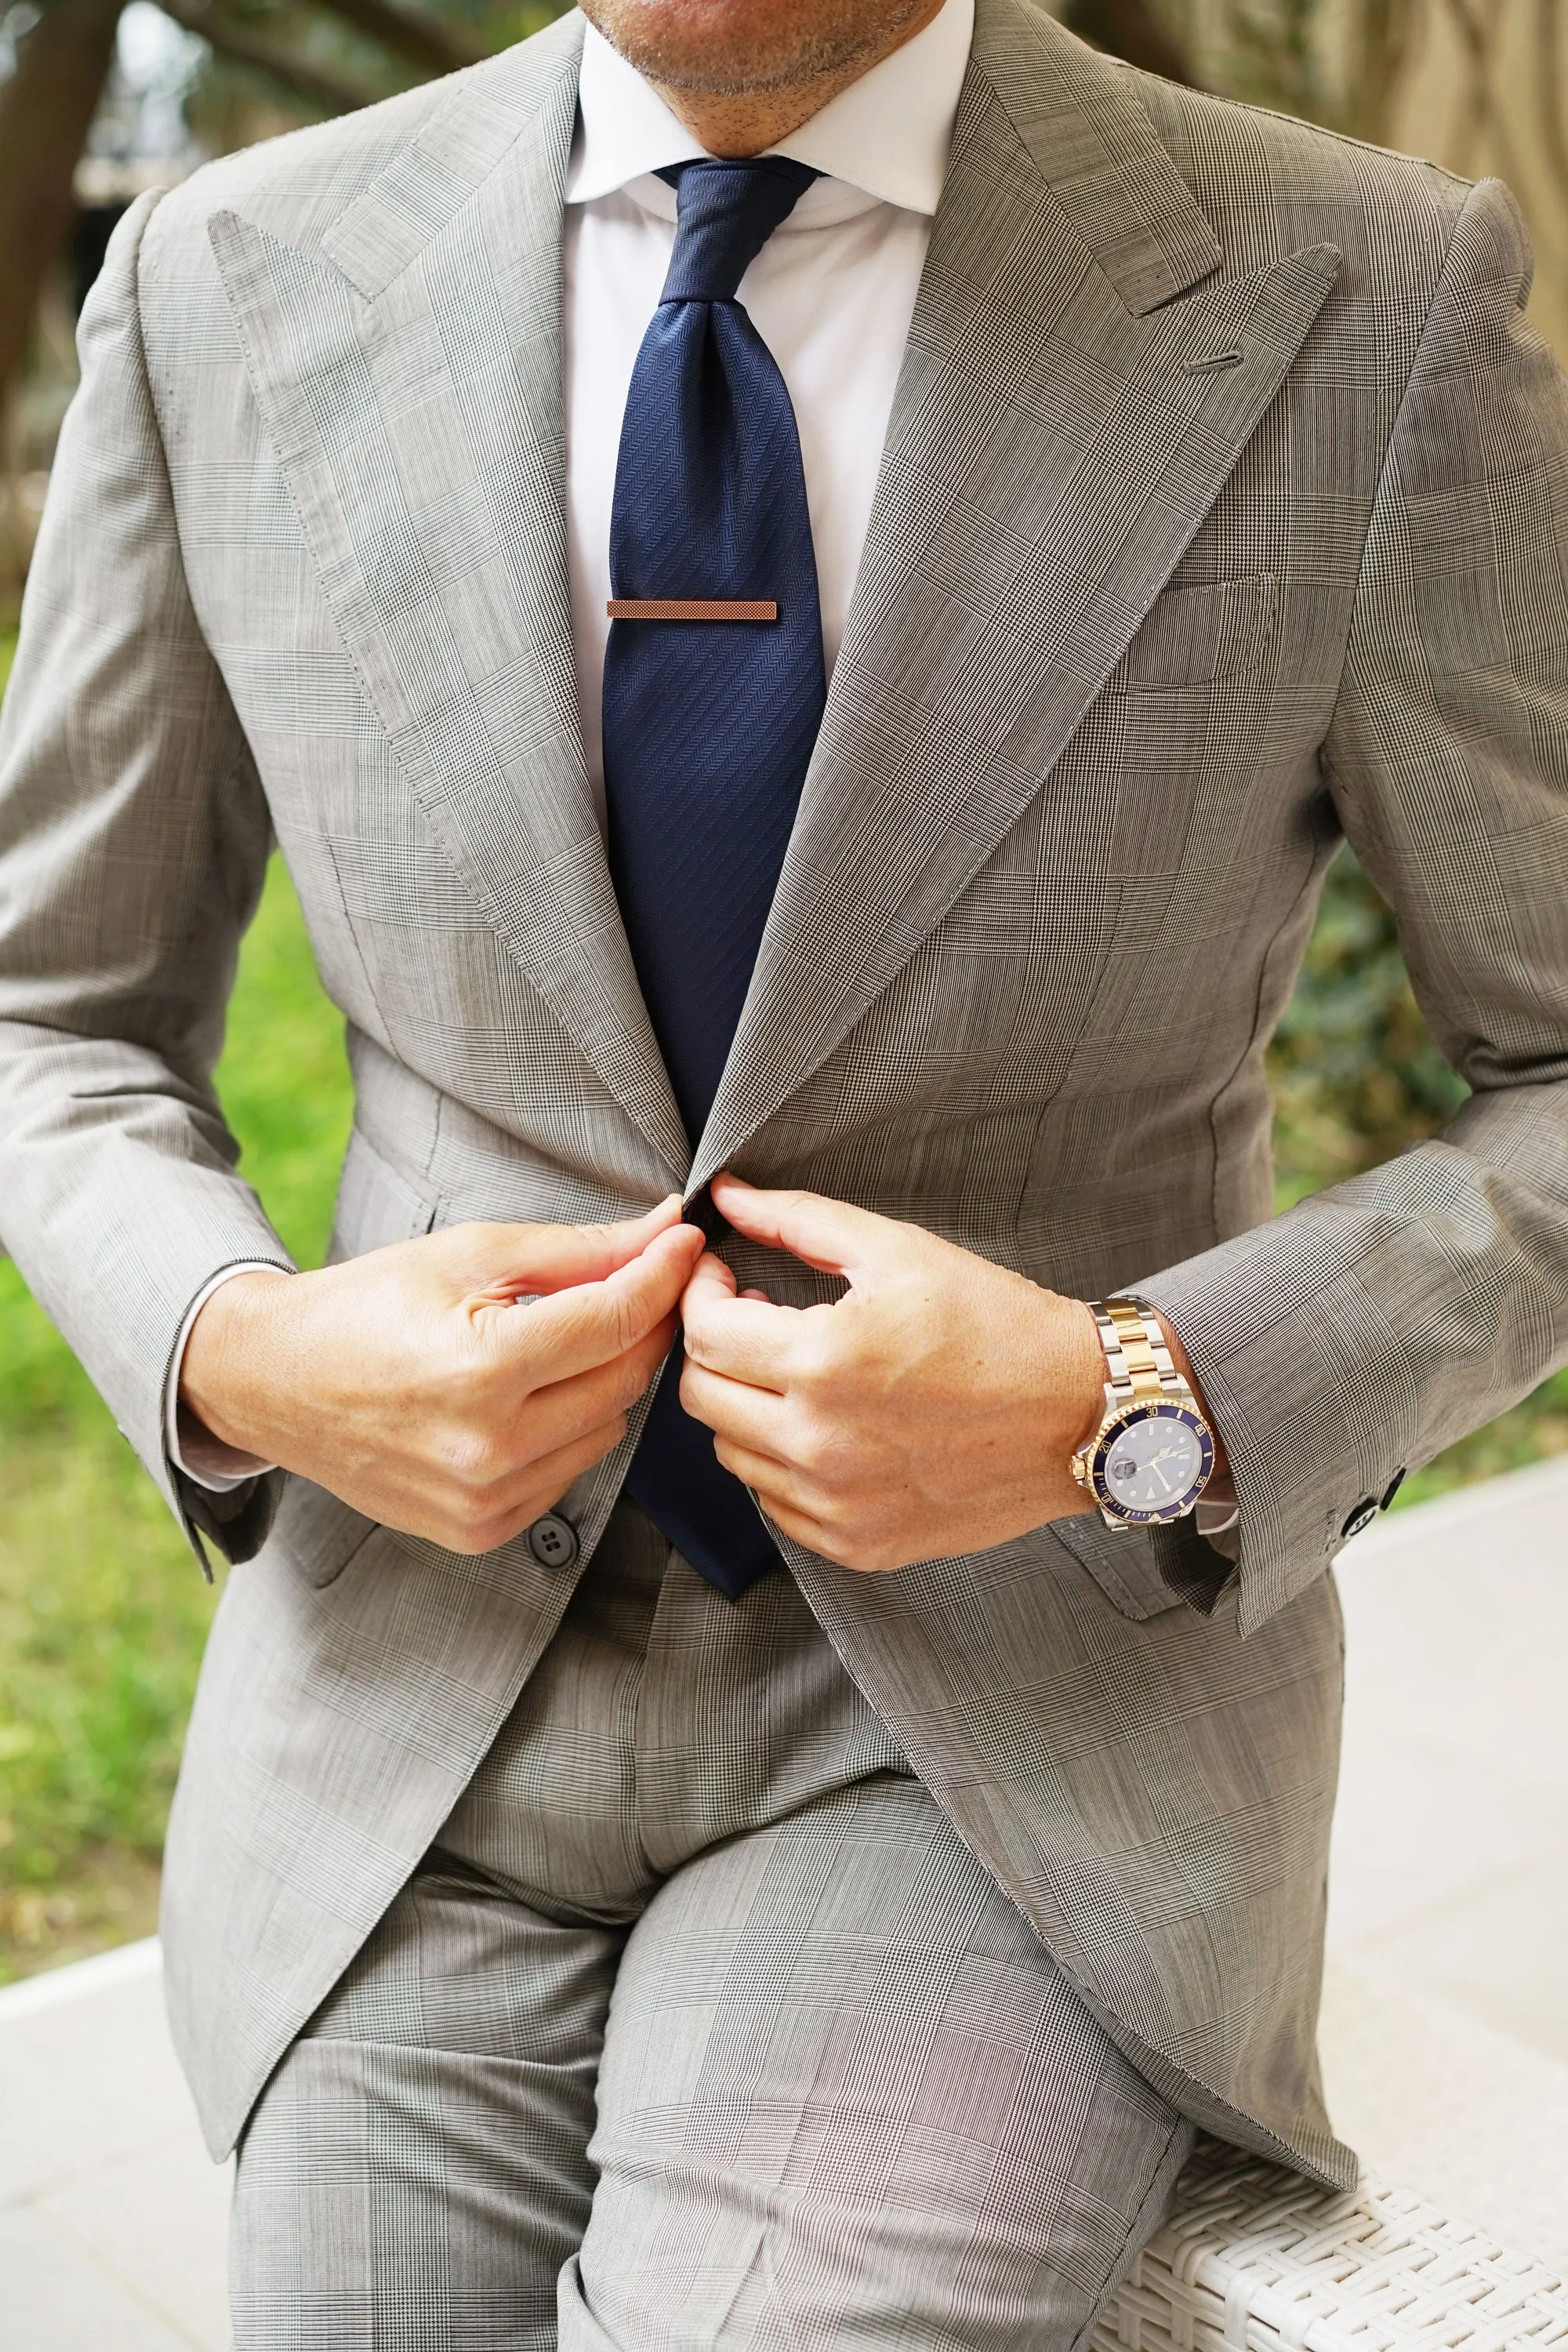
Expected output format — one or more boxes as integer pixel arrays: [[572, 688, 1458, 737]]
[[230, 1502, 1194, 2350]]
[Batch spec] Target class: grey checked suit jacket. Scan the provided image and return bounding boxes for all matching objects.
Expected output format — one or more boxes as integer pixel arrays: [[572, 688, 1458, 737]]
[[5, 0, 1568, 2194]]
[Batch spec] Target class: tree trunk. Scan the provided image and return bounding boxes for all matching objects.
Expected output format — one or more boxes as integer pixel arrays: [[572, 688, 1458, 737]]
[[0, 0, 125, 408]]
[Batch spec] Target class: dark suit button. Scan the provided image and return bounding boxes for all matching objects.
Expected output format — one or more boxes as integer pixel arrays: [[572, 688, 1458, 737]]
[[526, 1512, 579, 1571], [1380, 1469, 1406, 1511], [1341, 1497, 1379, 1541]]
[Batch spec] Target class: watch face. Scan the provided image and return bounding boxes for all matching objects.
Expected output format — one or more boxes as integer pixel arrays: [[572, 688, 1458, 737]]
[[1094, 1403, 1214, 1523]]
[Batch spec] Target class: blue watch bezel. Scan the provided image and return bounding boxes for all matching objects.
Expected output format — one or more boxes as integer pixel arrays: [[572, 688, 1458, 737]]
[[1091, 1399, 1216, 1525]]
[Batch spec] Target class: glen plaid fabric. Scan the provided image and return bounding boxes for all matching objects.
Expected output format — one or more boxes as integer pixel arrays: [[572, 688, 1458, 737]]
[[5, 0, 1568, 2194], [230, 1502, 1194, 2350], [604, 156, 825, 1598]]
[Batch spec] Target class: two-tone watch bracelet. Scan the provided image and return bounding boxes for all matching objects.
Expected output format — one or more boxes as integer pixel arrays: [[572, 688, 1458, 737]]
[[1086, 1294, 1187, 1403]]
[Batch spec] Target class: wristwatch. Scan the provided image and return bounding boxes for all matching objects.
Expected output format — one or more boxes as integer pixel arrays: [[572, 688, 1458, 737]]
[[1070, 1295, 1217, 1529]]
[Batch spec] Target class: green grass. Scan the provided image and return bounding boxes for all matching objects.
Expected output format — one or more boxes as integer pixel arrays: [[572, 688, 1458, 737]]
[[1, 619, 1566, 1976]]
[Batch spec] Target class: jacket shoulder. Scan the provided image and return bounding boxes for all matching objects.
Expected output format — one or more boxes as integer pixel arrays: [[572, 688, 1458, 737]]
[[143, 9, 579, 276], [1129, 65, 1474, 293]]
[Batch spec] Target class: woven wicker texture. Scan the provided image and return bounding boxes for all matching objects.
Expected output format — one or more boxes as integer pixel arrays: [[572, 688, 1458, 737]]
[[1097, 2140, 1568, 2351]]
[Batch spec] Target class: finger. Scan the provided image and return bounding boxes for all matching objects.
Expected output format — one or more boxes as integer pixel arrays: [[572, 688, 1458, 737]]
[[681, 1247, 736, 1313], [496, 1312, 677, 1466], [449, 1418, 631, 1555], [710, 1432, 799, 1501], [707, 1439, 829, 1552], [679, 1356, 794, 1454], [680, 1252, 803, 1390], [753, 1495, 837, 1557], [711, 1461, 869, 1573], [485, 1224, 702, 1391], [709, 1174, 901, 1279], [421, 1331, 664, 1511], [464, 1196, 688, 1303], [540, 1194, 688, 1290], [518, 1310, 678, 1450]]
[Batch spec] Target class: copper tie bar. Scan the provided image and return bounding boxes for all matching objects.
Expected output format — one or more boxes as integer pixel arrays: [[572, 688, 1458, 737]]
[[607, 598, 779, 622]]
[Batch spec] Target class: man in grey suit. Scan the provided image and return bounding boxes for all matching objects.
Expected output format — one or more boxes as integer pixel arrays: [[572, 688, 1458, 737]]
[[4, 0, 1568, 2336]]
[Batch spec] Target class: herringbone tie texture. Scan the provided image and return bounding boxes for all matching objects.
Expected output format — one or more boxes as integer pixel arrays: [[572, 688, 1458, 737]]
[[604, 157, 825, 1599]]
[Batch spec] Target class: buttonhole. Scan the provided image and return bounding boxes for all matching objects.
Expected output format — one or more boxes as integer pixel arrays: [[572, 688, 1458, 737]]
[[1185, 348, 1245, 375]]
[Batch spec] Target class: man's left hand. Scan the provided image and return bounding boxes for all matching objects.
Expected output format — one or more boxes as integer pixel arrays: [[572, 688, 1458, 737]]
[[678, 1173, 1110, 1571]]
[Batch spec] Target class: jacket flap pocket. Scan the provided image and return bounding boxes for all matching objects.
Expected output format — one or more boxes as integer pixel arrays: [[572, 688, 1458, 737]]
[[1051, 1513, 1234, 1621], [269, 1473, 379, 1590]]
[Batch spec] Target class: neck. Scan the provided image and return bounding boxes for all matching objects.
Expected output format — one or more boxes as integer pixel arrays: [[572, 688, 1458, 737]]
[[645, 0, 946, 158]]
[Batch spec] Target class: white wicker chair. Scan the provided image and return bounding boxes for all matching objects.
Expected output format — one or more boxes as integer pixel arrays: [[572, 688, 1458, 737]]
[[1095, 2140, 1568, 2351]]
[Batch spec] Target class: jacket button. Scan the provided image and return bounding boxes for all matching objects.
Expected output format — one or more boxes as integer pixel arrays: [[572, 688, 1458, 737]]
[[526, 1512, 579, 1571], [1341, 1497, 1379, 1541]]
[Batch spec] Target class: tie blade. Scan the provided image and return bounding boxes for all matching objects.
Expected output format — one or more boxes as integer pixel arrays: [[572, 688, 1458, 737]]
[[623, 1348, 782, 1599], [604, 158, 826, 1599]]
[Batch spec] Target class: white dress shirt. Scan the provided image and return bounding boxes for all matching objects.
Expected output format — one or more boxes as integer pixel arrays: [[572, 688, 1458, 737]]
[[566, 0, 975, 810], [168, 0, 977, 1489]]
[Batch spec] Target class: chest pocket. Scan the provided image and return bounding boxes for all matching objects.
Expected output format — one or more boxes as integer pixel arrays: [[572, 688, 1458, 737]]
[[1068, 574, 1283, 880], [1100, 573, 1280, 693]]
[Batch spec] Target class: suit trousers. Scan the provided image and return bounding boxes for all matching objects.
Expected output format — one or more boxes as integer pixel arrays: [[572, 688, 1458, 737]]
[[229, 1501, 1195, 2350]]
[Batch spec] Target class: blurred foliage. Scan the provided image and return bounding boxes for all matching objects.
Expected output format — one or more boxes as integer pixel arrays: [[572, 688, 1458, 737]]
[[176, 0, 566, 149], [0, 0, 571, 554], [1270, 848, 1468, 1210], [1271, 845, 1568, 1497]]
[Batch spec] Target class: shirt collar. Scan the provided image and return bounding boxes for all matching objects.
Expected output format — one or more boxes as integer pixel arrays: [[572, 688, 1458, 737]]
[[565, 0, 975, 218]]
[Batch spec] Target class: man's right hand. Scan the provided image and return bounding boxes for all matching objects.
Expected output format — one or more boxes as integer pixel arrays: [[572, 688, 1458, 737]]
[[178, 1198, 703, 1553]]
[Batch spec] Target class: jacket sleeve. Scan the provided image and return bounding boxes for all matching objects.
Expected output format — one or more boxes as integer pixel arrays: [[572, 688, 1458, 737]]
[[1139, 175, 1568, 1635], [0, 192, 292, 1567]]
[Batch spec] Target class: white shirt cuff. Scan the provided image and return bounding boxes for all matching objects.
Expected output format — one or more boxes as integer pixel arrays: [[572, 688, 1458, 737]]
[[165, 1264, 285, 1492], [1195, 1486, 1240, 1561]]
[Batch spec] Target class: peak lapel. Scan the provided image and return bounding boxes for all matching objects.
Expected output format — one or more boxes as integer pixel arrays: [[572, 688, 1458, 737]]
[[691, 0, 1339, 1192], [209, 16, 690, 1181]]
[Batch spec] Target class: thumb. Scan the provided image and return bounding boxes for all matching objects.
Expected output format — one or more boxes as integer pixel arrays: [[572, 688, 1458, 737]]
[[460, 1196, 688, 1304], [480, 1221, 703, 1388], [680, 1250, 739, 1322], [708, 1174, 900, 1282]]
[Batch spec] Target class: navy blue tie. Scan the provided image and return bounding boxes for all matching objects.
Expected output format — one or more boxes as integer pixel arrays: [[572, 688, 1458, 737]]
[[603, 157, 825, 1599]]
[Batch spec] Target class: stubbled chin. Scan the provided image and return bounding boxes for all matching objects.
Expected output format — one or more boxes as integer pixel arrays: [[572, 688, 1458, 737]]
[[575, 0, 913, 99]]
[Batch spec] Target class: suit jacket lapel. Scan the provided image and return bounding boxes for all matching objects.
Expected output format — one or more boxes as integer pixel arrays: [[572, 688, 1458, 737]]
[[209, 14, 691, 1182], [691, 0, 1341, 1191]]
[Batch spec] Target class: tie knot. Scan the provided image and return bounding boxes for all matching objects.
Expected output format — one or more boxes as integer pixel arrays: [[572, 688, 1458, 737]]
[[658, 157, 819, 305]]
